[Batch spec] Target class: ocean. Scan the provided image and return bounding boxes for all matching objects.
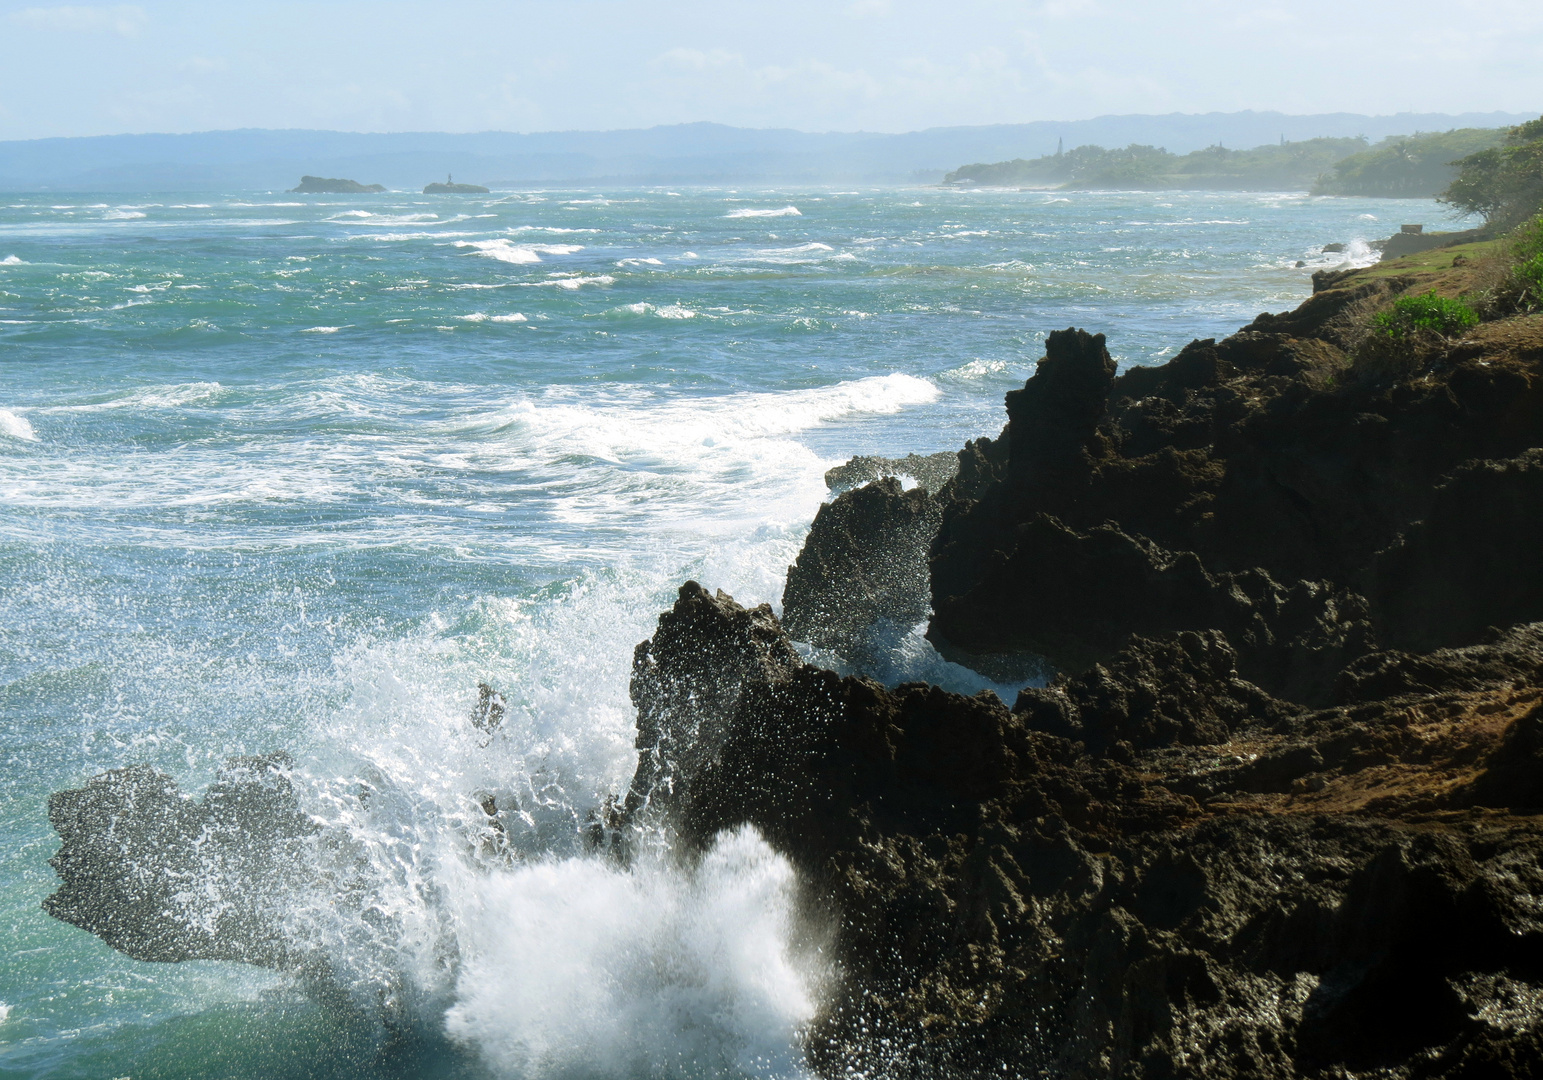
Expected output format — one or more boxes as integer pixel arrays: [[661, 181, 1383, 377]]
[[0, 186, 1442, 1078]]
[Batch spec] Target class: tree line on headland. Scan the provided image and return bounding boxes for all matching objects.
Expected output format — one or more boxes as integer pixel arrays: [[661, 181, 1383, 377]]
[[944, 117, 1540, 201]]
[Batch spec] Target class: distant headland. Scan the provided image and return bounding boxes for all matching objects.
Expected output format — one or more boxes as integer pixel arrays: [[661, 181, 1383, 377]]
[[288, 175, 385, 194]]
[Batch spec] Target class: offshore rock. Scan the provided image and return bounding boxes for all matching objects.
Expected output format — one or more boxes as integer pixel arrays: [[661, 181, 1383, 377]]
[[288, 175, 385, 194], [43, 753, 317, 967]]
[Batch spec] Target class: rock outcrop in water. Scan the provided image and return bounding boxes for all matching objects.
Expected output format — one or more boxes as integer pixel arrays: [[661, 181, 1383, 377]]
[[289, 175, 386, 193], [44, 753, 317, 968]]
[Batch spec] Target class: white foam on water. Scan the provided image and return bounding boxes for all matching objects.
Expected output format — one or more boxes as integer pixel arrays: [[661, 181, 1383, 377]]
[[302, 326, 343, 333], [444, 828, 818, 1080], [459, 313, 490, 322], [0, 1002, 9, 1024], [725, 206, 801, 219], [0, 409, 36, 441], [617, 257, 664, 266], [328, 211, 439, 224], [490, 313, 528, 322], [355, 231, 480, 242], [103, 209, 147, 220], [0, 255, 23, 265], [518, 274, 614, 290], [35, 382, 223, 413], [739, 243, 837, 265], [942, 358, 1010, 380], [457, 240, 585, 265]]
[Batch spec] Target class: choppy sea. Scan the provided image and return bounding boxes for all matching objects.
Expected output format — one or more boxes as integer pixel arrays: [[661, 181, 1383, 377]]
[[0, 186, 1448, 1078]]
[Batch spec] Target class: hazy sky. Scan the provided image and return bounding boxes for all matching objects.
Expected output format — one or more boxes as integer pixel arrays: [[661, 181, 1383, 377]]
[[0, 0, 1539, 140]]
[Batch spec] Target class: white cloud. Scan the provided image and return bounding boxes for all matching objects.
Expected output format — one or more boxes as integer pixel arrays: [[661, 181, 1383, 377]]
[[652, 48, 744, 73], [8, 5, 147, 37]]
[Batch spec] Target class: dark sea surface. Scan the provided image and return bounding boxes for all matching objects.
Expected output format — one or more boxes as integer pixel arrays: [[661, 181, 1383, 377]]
[[0, 187, 1445, 1078]]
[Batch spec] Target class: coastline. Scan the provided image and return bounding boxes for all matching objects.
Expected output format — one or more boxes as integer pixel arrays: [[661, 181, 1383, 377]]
[[29, 199, 1543, 1078]]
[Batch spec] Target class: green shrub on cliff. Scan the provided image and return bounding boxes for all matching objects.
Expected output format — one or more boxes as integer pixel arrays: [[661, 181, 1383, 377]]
[[1441, 116, 1543, 230], [1506, 215, 1543, 308], [1371, 291, 1480, 340]]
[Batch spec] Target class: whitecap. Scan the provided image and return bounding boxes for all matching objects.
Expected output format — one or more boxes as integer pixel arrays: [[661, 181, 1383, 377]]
[[616, 258, 663, 267], [490, 313, 528, 323], [0, 255, 24, 265], [656, 305, 696, 319], [302, 326, 343, 334], [519, 274, 614, 290], [942, 358, 1009, 380], [725, 206, 801, 219], [0, 409, 37, 441], [0, 1002, 9, 1023], [459, 313, 490, 322], [457, 240, 585, 264], [510, 226, 599, 235], [104, 208, 147, 220]]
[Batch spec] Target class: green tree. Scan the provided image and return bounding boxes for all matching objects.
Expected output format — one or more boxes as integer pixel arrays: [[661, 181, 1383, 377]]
[[1440, 116, 1543, 229]]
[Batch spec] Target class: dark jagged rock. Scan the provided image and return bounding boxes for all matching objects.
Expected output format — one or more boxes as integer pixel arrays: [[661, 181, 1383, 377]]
[[933, 511, 1371, 701], [44, 753, 317, 967], [927, 279, 1543, 702], [625, 581, 803, 819], [782, 478, 941, 667], [1372, 448, 1543, 653], [288, 175, 386, 194], [1012, 630, 1300, 751], [823, 451, 958, 494], [630, 586, 1543, 1079]]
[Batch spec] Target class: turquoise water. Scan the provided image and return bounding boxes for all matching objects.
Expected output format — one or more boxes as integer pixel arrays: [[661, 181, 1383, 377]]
[[0, 187, 1444, 1078]]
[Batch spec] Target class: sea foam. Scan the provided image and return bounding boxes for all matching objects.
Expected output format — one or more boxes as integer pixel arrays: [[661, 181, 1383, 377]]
[[456, 240, 585, 264], [0, 409, 37, 441], [444, 828, 818, 1079], [725, 207, 801, 219]]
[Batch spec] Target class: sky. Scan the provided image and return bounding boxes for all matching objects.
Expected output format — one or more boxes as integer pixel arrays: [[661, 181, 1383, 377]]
[[0, 0, 1539, 141]]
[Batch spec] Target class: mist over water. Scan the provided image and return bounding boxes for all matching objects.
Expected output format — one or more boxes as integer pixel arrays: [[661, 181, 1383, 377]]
[[0, 186, 1447, 1078]]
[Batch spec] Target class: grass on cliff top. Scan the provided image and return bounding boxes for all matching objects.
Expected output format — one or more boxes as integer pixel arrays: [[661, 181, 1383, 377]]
[[1356, 238, 1505, 280]]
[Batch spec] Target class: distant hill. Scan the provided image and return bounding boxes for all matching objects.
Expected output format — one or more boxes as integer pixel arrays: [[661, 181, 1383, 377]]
[[0, 112, 1534, 191]]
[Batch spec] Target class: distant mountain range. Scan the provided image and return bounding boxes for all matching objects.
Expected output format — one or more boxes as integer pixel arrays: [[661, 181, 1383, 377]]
[[0, 111, 1534, 192]]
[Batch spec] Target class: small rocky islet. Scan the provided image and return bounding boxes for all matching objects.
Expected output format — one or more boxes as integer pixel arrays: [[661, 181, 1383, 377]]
[[43, 238, 1543, 1077]]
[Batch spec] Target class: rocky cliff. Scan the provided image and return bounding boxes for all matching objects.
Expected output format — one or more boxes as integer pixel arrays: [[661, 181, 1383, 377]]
[[632, 242, 1543, 1076]]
